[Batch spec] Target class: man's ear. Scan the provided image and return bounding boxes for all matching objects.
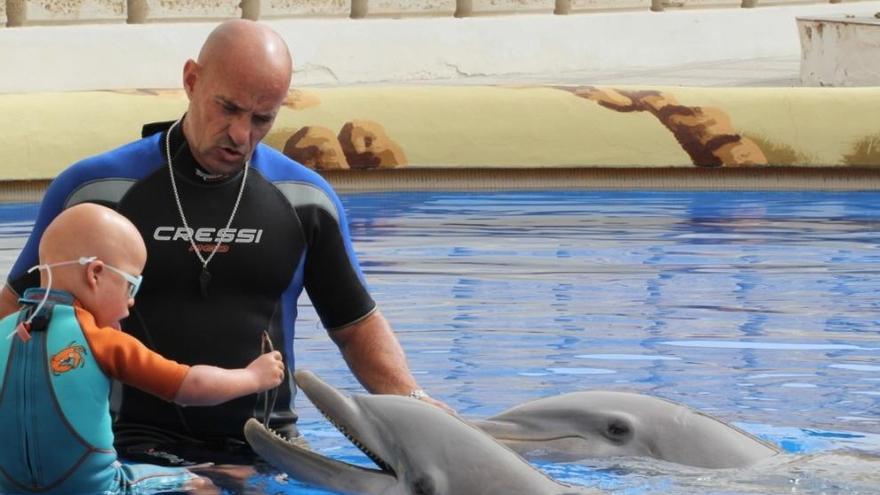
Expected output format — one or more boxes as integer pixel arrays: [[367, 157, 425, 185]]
[[183, 59, 200, 98]]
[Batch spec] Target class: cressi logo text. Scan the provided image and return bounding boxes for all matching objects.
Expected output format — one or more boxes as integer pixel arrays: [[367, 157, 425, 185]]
[[152, 227, 264, 244]]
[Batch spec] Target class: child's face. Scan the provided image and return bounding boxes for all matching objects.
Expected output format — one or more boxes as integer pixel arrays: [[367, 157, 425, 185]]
[[91, 259, 143, 328]]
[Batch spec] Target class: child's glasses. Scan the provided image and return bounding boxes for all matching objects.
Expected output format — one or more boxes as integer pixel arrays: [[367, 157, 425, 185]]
[[100, 262, 143, 299]]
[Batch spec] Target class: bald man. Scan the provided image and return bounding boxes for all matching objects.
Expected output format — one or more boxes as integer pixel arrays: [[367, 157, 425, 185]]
[[0, 20, 449, 469]]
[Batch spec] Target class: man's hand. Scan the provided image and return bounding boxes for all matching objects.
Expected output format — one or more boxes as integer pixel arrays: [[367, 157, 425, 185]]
[[418, 394, 458, 417]]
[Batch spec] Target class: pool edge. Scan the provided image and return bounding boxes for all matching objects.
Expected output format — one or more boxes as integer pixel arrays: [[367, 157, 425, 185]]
[[3, 167, 879, 202]]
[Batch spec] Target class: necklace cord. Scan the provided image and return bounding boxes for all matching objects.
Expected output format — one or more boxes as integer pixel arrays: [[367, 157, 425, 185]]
[[165, 119, 249, 270]]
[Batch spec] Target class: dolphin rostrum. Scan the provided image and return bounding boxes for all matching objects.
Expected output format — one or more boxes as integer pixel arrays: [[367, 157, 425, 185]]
[[244, 369, 599, 495], [473, 390, 781, 469]]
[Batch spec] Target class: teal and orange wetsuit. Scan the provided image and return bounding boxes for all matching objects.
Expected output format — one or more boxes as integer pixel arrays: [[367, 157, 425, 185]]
[[0, 289, 195, 495]]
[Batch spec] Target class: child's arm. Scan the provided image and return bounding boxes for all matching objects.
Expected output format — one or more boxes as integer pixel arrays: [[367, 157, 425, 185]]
[[174, 351, 285, 406]]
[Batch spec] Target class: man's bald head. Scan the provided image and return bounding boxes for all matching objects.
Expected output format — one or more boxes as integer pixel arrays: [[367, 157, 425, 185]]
[[198, 19, 293, 92], [181, 20, 293, 176], [39, 203, 146, 271]]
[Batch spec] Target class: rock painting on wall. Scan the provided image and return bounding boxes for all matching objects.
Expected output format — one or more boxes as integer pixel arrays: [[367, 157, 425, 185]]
[[73, 87, 880, 171], [561, 87, 767, 167], [282, 121, 408, 170]]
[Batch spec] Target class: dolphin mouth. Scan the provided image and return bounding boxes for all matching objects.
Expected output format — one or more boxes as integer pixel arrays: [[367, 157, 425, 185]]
[[244, 416, 400, 495], [294, 370, 397, 478], [311, 393, 397, 476]]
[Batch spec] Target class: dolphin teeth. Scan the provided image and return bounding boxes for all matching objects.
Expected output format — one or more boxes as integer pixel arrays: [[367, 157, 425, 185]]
[[264, 423, 307, 448], [313, 403, 395, 474]]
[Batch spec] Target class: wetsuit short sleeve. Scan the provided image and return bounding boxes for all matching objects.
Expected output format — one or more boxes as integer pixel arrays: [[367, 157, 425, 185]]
[[297, 202, 376, 330], [254, 147, 377, 331], [75, 307, 190, 402]]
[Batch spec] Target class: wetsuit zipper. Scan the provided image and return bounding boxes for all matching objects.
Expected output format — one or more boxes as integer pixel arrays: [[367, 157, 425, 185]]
[[20, 336, 39, 488]]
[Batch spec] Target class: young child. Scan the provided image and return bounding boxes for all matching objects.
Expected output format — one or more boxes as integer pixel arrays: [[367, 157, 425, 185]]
[[0, 203, 285, 495]]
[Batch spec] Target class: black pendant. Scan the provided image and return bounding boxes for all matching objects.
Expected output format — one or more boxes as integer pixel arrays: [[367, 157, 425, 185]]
[[199, 267, 212, 299]]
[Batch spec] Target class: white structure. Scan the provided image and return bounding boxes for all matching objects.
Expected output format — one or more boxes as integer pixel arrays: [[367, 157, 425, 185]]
[[1, 1, 880, 92], [798, 15, 880, 86]]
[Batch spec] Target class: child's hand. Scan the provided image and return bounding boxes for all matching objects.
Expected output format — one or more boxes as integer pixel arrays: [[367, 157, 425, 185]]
[[247, 350, 284, 391]]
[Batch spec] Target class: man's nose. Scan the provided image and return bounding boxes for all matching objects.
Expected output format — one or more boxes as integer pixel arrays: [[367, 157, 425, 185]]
[[228, 114, 252, 147]]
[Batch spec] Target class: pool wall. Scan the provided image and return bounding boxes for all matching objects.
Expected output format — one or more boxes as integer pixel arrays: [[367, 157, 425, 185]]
[[0, 85, 878, 198]]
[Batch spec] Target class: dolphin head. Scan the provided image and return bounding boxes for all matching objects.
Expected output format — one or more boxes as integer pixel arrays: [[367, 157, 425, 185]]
[[474, 391, 780, 469], [245, 370, 595, 495]]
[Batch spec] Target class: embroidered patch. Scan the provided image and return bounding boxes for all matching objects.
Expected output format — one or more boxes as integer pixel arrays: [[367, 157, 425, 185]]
[[50, 342, 88, 375]]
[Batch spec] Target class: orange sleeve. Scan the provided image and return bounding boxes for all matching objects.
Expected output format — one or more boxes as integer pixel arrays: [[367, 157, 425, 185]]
[[75, 306, 190, 402]]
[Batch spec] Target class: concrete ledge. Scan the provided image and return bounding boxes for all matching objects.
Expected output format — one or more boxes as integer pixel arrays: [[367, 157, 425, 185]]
[[798, 15, 880, 86], [4, 2, 880, 92]]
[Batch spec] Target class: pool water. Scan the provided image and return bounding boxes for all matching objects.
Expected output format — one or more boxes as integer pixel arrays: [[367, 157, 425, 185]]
[[2, 191, 878, 494]]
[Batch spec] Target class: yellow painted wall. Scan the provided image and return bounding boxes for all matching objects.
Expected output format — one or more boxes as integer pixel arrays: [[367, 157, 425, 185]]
[[1, 85, 878, 181]]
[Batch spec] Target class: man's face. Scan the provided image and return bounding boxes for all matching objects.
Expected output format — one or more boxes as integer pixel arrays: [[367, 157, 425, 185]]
[[182, 59, 288, 176]]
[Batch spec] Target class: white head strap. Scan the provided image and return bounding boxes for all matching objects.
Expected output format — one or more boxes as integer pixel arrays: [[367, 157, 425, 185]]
[[5, 257, 96, 341]]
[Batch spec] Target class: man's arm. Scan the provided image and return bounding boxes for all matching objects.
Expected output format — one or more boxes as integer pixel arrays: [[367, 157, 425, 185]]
[[329, 310, 414, 394], [284, 176, 455, 412], [0, 284, 21, 319], [329, 309, 455, 414]]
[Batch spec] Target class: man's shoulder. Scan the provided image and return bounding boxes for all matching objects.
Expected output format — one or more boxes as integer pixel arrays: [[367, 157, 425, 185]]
[[252, 143, 328, 186], [68, 133, 163, 178], [45, 133, 164, 209], [251, 144, 343, 219]]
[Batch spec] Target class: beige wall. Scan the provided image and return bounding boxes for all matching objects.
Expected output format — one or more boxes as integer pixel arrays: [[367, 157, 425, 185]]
[[570, 0, 651, 11], [4, 0, 874, 25], [366, 0, 455, 17], [262, 0, 351, 18], [468, 0, 555, 15], [137, 0, 242, 21], [33, 0, 125, 21]]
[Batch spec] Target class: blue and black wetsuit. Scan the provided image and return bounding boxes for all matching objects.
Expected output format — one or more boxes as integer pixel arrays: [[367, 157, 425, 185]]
[[6, 120, 376, 459]]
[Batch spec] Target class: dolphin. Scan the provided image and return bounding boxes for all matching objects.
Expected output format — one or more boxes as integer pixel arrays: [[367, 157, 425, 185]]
[[473, 391, 781, 469], [244, 369, 598, 495]]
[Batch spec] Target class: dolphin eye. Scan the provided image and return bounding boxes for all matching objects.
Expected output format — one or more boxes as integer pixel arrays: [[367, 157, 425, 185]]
[[412, 476, 437, 495], [606, 419, 632, 442]]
